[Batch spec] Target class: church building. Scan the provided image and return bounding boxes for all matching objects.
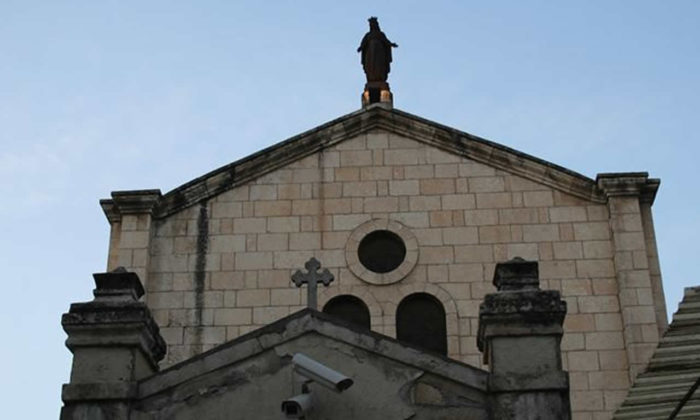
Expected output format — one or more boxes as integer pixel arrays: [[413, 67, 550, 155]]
[[61, 19, 671, 420]]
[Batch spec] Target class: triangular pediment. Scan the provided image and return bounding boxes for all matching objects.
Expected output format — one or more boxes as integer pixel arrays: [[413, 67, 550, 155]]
[[140, 309, 487, 396], [126, 106, 606, 219], [135, 309, 488, 418]]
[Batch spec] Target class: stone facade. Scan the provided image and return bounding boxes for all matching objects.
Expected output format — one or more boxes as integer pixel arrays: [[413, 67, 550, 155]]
[[98, 106, 667, 420]]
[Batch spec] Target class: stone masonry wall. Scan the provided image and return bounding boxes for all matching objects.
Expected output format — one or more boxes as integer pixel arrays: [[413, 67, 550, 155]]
[[108, 131, 664, 420]]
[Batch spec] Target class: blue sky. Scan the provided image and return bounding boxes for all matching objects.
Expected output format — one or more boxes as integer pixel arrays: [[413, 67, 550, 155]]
[[1, 1, 698, 416]]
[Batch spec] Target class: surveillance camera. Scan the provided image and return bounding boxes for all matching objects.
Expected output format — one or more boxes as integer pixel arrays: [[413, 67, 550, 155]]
[[292, 353, 354, 393], [281, 393, 313, 418]]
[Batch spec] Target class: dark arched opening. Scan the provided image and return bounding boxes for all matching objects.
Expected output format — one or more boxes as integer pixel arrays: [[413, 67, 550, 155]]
[[396, 293, 447, 355], [322, 295, 371, 330]]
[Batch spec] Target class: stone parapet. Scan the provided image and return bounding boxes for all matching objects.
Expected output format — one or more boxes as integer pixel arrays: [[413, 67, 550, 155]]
[[60, 268, 166, 420], [478, 257, 571, 420]]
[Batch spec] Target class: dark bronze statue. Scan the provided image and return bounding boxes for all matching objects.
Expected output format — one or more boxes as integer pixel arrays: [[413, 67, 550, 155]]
[[357, 17, 398, 83]]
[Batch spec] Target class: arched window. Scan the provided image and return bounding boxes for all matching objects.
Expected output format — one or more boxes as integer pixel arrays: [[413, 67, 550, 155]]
[[396, 293, 447, 355], [322, 295, 371, 330]]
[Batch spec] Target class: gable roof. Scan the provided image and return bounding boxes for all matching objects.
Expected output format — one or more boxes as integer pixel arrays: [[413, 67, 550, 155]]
[[613, 286, 700, 419], [138, 308, 488, 399], [104, 105, 617, 219]]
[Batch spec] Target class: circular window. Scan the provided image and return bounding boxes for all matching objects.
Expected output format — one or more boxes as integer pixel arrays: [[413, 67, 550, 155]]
[[346, 219, 419, 285], [358, 230, 406, 273]]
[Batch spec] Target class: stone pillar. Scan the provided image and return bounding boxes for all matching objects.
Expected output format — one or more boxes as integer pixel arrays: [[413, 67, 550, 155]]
[[597, 173, 663, 380], [100, 189, 161, 289], [478, 258, 570, 420], [61, 268, 166, 420]]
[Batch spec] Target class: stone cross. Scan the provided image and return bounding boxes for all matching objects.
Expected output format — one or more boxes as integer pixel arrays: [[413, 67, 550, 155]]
[[292, 257, 334, 310]]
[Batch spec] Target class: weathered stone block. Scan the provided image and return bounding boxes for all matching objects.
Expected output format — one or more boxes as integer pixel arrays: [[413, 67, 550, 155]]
[[443, 227, 479, 245], [522, 224, 560, 242], [562, 279, 592, 297], [475, 192, 512, 209], [498, 208, 539, 224], [454, 245, 494, 263], [234, 252, 273, 270], [523, 191, 554, 207], [550, 207, 588, 223], [270, 288, 300, 306], [593, 313, 623, 332], [539, 261, 577, 279], [448, 263, 484, 283], [340, 150, 373, 166], [570, 390, 604, 412], [598, 350, 628, 371], [256, 233, 288, 251], [568, 351, 600, 371], [465, 209, 499, 226], [573, 222, 610, 241], [149, 292, 184, 309], [366, 132, 388, 148], [342, 181, 377, 197], [214, 308, 252, 325], [209, 235, 246, 253], [267, 216, 300, 233], [469, 177, 505, 193], [578, 296, 619, 313], [236, 289, 270, 307], [479, 225, 511, 244], [233, 218, 267, 234], [585, 332, 625, 350], [119, 231, 150, 249], [582, 241, 612, 259], [384, 149, 420, 165], [442, 194, 476, 210], [421, 246, 454, 264], [289, 232, 321, 250], [576, 259, 615, 278], [391, 211, 429, 228], [553, 242, 583, 260], [364, 196, 399, 212], [429, 210, 453, 227]]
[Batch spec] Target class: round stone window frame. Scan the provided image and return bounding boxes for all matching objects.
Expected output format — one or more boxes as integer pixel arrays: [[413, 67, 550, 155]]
[[346, 219, 419, 285]]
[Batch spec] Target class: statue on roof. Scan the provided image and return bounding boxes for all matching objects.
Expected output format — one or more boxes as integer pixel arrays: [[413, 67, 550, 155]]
[[357, 17, 398, 83]]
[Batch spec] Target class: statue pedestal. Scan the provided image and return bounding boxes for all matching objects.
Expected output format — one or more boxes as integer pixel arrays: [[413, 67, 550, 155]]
[[362, 82, 393, 109]]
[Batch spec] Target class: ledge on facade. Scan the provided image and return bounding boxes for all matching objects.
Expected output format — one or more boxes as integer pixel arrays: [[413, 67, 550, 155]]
[[100, 189, 162, 223], [596, 172, 661, 204]]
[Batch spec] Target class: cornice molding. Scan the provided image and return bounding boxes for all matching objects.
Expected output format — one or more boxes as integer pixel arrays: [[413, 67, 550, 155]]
[[100, 190, 162, 224], [596, 172, 660, 204], [101, 107, 660, 219]]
